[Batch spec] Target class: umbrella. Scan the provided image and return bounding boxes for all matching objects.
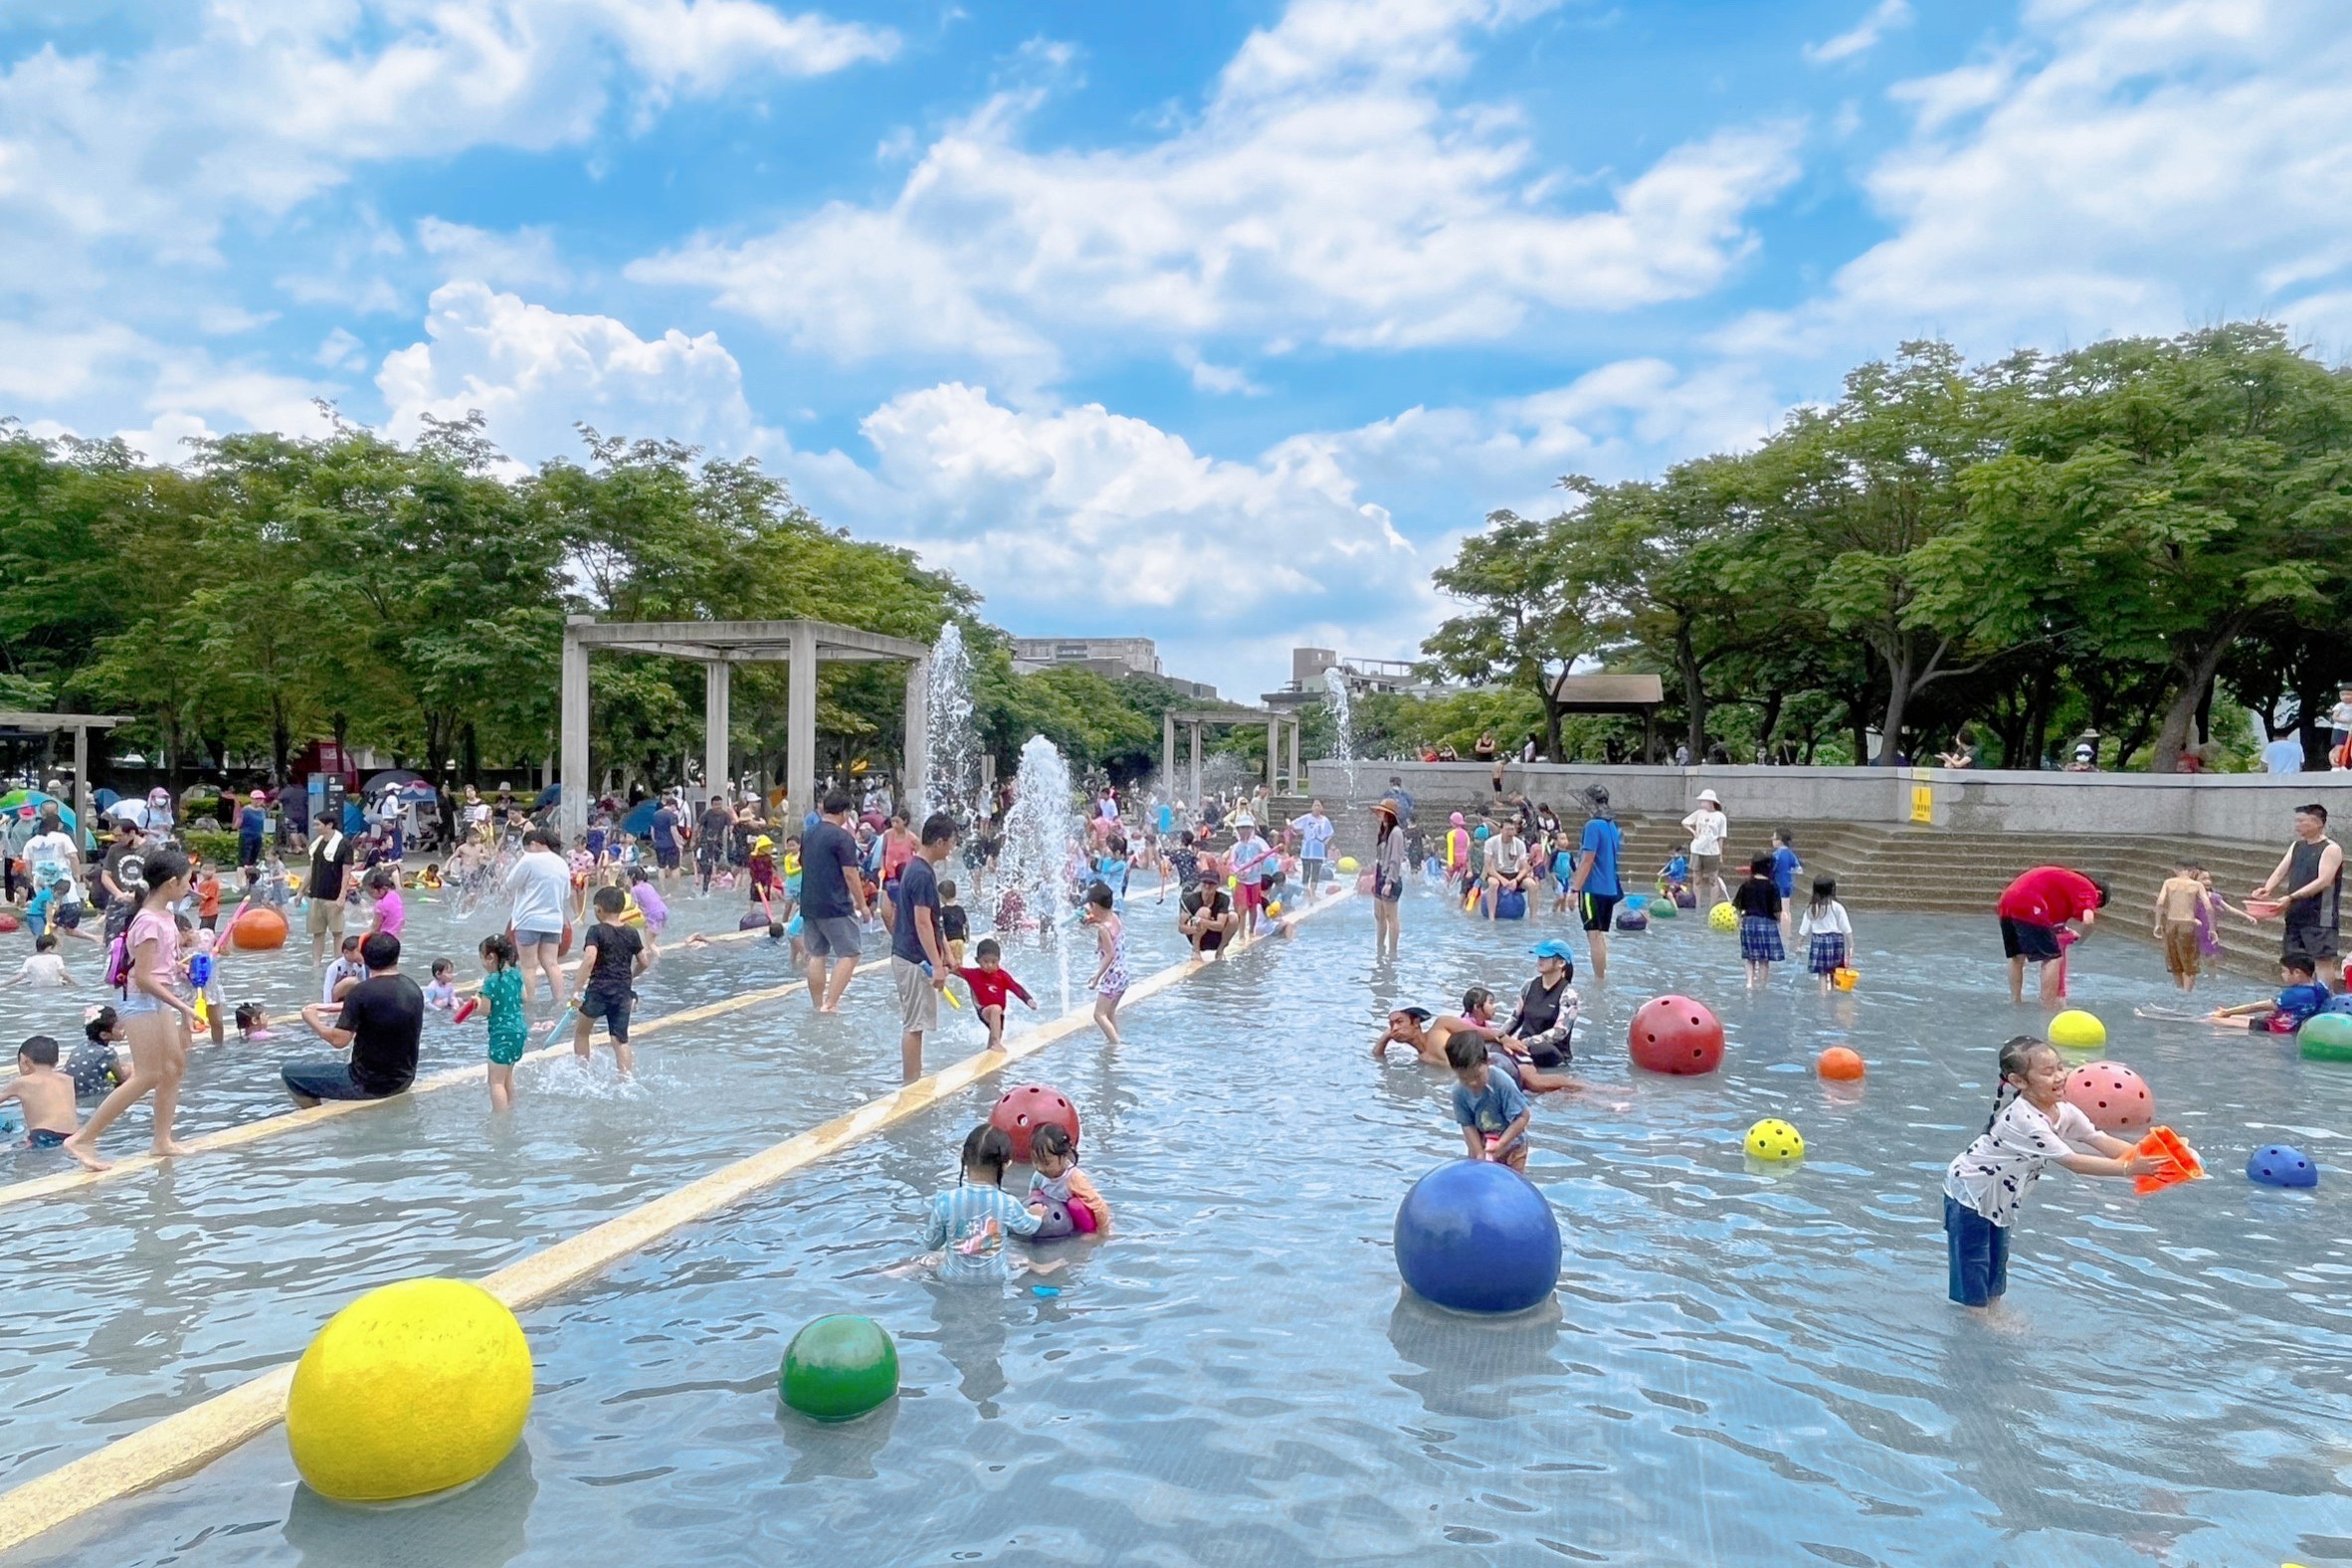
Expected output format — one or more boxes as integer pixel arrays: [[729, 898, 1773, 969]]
[[533, 783, 562, 811], [0, 789, 76, 834], [93, 788, 121, 810], [620, 799, 661, 838], [395, 780, 439, 803], [362, 769, 425, 796], [106, 799, 151, 828]]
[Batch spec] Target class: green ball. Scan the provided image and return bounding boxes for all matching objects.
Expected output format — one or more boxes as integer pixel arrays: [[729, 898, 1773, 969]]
[[2300, 1011, 2352, 1063], [1650, 900, 1678, 920], [780, 1315, 897, 1422]]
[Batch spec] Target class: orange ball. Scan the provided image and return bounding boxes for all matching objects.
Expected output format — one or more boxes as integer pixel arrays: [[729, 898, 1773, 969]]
[[1816, 1046, 1865, 1081], [229, 905, 289, 950]]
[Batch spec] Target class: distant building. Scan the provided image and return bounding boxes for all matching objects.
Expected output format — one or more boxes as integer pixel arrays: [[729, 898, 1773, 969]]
[[1265, 648, 1442, 709], [1012, 636, 1217, 700]]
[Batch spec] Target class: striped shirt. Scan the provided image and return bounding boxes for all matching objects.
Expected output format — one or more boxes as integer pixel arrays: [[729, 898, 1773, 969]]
[[924, 1183, 1043, 1282]]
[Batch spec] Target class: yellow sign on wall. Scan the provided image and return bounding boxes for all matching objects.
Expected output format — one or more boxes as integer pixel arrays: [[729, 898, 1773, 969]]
[[1910, 785, 1934, 825]]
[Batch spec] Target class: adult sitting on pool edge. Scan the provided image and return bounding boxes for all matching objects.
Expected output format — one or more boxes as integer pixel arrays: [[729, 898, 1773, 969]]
[[287, 932, 424, 1105], [1997, 864, 2108, 1008], [1178, 868, 1240, 959]]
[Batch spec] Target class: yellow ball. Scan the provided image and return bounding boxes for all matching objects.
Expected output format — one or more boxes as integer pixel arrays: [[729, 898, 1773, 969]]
[[1336, 857, 1359, 874], [2049, 1009, 2105, 1049], [1745, 1118, 1805, 1162], [1707, 900, 1737, 933], [288, 1278, 533, 1502]]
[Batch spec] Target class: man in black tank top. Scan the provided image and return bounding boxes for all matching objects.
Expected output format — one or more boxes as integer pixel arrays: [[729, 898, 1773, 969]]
[[2256, 803, 2344, 981]]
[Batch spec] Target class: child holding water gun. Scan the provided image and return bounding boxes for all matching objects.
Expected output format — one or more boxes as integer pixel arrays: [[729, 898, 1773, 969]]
[[955, 937, 1036, 1051], [1941, 1036, 2164, 1307]]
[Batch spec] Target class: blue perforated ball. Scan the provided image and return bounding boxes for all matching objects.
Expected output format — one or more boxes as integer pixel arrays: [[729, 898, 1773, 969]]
[[2246, 1144, 2318, 1189]]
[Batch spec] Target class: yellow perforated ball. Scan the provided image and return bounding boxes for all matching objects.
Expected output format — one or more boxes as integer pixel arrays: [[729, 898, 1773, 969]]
[[1336, 857, 1359, 874], [1707, 900, 1737, 933], [288, 1278, 533, 1502], [2048, 1009, 2105, 1049], [1744, 1118, 1805, 1162]]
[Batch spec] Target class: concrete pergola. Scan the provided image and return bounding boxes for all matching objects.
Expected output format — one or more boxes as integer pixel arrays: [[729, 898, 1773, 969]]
[[560, 617, 932, 835], [0, 710, 128, 843], [1161, 707, 1304, 805]]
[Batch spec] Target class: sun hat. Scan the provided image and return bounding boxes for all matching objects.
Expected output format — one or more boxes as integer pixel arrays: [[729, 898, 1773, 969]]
[[1696, 789, 1721, 805], [1530, 939, 1575, 961]]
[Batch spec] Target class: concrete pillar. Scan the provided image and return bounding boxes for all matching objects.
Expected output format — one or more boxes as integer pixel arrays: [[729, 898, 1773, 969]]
[[904, 657, 930, 821], [72, 723, 89, 851], [1162, 710, 1176, 791], [1268, 720, 1280, 791], [560, 617, 591, 835], [703, 661, 731, 802], [1189, 721, 1203, 806], [788, 624, 818, 823]]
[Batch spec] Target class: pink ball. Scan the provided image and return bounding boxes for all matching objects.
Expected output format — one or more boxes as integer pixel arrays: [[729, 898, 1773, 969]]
[[1628, 995, 1725, 1075], [2061, 1061, 2153, 1132], [988, 1083, 1079, 1164]]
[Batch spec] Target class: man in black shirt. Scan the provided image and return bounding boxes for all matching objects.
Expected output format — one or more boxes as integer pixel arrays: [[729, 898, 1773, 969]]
[[287, 932, 423, 1104], [1179, 872, 1239, 959], [303, 822, 354, 965], [696, 794, 736, 894], [800, 790, 871, 1014], [889, 813, 957, 1081]]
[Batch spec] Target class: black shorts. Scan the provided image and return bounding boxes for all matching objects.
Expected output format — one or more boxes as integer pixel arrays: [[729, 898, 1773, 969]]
[[2000, 916, 2061, 963], [2282, 923, 2340, 966], [655, 845, 681, 870], [578, 988, 634, 1042], [1579, 891, 1620, 933]]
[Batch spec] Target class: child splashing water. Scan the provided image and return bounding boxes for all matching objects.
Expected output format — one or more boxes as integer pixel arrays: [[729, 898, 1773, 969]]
[[955, 937, 1035, 1051], [1083, 882, 1126, 1045], [1941, 1036, 2164, 1309]]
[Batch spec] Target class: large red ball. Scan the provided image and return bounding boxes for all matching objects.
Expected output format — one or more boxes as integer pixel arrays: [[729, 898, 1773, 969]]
[[0, 908, 20, 935], [1628, 995, 1725, 1075], [2062, 1061, 2152, 1132], [988, 1084, 1079, 1164], [228, 905, 289, 950]]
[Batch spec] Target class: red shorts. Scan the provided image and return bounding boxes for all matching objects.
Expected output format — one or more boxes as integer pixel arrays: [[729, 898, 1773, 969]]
[[1237, 882, 1268, 910]]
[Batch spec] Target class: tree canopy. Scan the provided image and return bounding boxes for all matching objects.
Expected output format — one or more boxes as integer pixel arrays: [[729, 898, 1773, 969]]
[[0, 417, 1240, 793], [1420, 324, 2352, 771]]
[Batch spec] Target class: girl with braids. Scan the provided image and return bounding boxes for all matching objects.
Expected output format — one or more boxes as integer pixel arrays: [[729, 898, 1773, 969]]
[[1941, 1036, 2164, 1308]]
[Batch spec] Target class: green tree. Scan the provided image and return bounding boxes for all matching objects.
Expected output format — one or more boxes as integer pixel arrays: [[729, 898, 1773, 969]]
[[1421, 511, 1593, 759]]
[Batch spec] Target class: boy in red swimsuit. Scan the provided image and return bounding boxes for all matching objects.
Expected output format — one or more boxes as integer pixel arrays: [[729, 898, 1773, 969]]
[[954, 938, 1036, 1050]]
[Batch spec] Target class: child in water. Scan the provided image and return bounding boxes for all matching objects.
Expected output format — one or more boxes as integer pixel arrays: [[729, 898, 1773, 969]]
[[1799, 876, 1854, 995], [1026, 1123, 1110, 1238], [922, 1124, 1045, 1282], [938, 879, 969, 965], [1941, 1036, 2164, 1307], [1448, 1033, 1531, 1172], [955, 937, 1035, 1051], [1732, 854, 1784, 986], [3, 1036, 80, 1149], [1658, 853, 1692, 907], [479, 932, 526, 1111], [2201, 955, 2330, 1033], [424, 958, 460, 1015], [233, 1002, 272, 1042], [1083, 882, 1126, 1045]]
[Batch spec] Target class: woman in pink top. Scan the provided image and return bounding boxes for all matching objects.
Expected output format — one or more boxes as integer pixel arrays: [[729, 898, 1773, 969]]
[[66, 846, 197, 1171], [364, 867, 405, 939]]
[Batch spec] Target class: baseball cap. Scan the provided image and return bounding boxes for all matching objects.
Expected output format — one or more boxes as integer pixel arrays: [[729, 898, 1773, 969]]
[[1530, 939, 1575, 961]]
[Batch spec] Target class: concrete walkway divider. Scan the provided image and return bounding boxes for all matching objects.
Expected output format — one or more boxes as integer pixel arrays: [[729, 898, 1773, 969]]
[[0, 946, 894, 1213], [0, 890, 1357, 1556]]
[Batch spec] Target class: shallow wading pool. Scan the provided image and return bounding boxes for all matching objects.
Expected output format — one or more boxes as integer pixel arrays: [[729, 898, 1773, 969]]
[[3, 892, 2348, 1567]]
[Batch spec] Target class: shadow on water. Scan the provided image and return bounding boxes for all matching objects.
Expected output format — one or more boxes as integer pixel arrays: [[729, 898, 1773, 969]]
[[283, 1442, 537, 1568], [1384, 1290, 1567, 1420]]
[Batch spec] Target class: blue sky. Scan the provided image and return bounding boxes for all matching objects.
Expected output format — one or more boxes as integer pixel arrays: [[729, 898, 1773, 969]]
[[5, 0, 2349, 698]]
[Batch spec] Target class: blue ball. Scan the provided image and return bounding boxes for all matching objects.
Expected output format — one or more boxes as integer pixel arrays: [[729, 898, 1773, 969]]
[[1495, 888, 1528, 920], [2247, 1144, 2318, 1189], [1393, 1159, 1561, 1314]]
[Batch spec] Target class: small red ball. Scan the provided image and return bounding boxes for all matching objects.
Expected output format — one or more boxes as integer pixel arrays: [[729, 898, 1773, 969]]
[[2062, 1061, 2153, 1132]]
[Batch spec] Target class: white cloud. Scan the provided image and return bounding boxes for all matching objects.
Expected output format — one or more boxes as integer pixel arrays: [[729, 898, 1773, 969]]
[[417, 218, 573, 292], [315, 327, 369, 371], [632, 0, 1802, 370], [1805, 0, 1912, 66], [1179, 348, 1268, 397], [0, 0, 895, 269], [0, 317, 336, 462], [1729, 0, 2352, 361], [376, 281, 771, 467]]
